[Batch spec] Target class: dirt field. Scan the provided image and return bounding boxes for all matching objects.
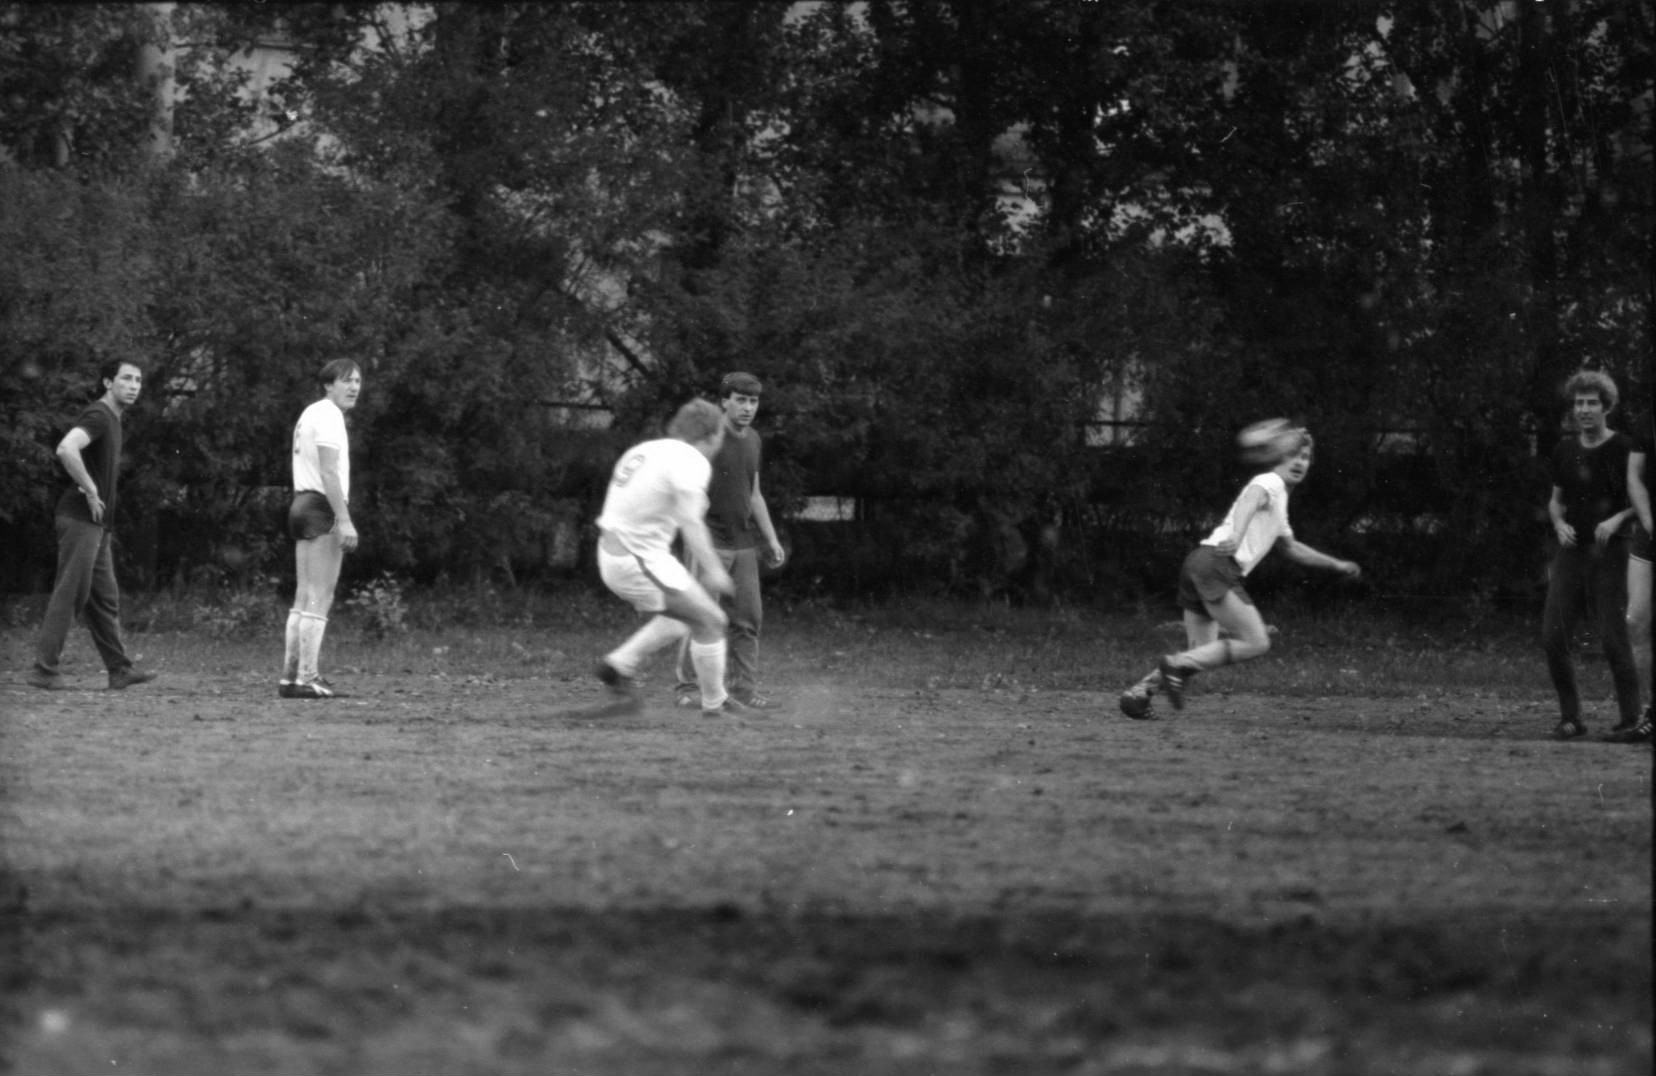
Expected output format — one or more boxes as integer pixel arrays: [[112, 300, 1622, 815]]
[[1, 614, 1650, 1075]]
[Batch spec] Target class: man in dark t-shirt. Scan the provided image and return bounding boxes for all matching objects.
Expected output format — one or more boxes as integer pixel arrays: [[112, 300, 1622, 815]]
[[1542, 369, 1638, 739], [28, 360, 156, 690], [673, 372, 787, 710]]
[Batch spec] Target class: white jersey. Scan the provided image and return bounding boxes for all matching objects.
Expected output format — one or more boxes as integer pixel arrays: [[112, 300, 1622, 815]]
[[596, 438, 711, 560], [292, 398, 350, 502], [1201, 471, 1293, 575]]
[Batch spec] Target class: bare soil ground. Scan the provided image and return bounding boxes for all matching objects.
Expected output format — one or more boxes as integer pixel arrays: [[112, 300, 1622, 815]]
[[1, 614, 1650, 1075]]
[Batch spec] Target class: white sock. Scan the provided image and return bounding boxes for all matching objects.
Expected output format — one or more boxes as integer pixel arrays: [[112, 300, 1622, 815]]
[[281, 609, 302, 681], [297, 613, 328, 683], [691, 638, 728, 709], [606, 616, 690, 676]]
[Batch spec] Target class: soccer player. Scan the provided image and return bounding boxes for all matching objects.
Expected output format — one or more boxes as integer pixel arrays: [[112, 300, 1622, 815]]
[[279, 359, 361, 700], [28, 359, 158, 691], [1541, 370, 1640, 741], [591, 399, 751, 719], [672, 372, 787, 710], [1606, 421, 1650, 743], [1119, 427, 1360, 718]]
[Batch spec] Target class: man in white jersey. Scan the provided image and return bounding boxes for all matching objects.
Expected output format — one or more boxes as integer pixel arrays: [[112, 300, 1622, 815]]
[[589, 398, 754, 719], [1119, 428, 1360, 718], [279, 359, 361, 699]]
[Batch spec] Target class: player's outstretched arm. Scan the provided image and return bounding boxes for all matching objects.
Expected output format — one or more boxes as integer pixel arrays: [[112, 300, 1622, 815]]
[[1278, 537, 1360, 579]]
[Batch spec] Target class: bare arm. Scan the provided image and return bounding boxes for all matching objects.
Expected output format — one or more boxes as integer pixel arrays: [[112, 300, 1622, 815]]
[[679, 512, 732, 596], [1548, 485, 1575, 546], [55, 428, 103, 523], [318, 445, 357, 552], [1276, 536, 1361, 579], [749, 474, 786, 567], [1629, 451, 1651, 534]]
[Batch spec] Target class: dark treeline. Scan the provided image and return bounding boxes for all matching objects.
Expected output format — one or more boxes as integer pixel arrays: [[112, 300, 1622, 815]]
[[1, 2, 1649, 605]]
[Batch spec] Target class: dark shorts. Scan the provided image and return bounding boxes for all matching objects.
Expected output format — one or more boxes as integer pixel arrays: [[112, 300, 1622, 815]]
[[288, 491, 336, 541], [1634, 522, 1652, 564], [1176, 545, 1254, 614]]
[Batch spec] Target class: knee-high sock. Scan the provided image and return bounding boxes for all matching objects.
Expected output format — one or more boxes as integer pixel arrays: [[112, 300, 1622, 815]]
[[282, 609, 302, 681], [690, 638, 728, 709], [606, 616, 689, 676], [297, 613, 328, 683]]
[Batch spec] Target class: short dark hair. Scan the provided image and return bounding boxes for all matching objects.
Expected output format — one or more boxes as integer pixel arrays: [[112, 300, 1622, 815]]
[[720, 371, 762, 398], [317, 359, 361, 391], [98, 358, 142, 388]]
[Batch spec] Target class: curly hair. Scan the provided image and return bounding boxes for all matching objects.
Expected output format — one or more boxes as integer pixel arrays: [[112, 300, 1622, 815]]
[[1563, 369, 1618, 411]]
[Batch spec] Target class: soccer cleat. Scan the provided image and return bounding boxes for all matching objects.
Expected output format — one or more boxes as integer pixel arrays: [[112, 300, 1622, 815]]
[[278, 681, 296, 698], [596, 660, 638, 699], [1118, 686, 1153, 720], [1552, 718, 1587, 741], [730, 689, 776, 710], [107, 667, 157, 690], [675, 691, 699, 709], [27, 668, 65, 690], [1156, 656, 1197, 711], [284, 679, 337, 700], [1604, 708, 1652, 744]]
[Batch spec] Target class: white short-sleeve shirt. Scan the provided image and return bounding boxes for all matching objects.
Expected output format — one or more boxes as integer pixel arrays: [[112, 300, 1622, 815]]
[[596, 438, 711, 560], [292, 398, 350, 502], [1201, 471, 1293, 575]]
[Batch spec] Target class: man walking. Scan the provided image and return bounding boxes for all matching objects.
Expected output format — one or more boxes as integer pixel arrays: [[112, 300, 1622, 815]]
[[279, 359, 362, 699], [28, 359, 157, 690], [674, 372, 787, 710]]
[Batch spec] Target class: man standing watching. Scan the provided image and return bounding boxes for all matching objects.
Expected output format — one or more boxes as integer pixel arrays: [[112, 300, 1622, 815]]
[[675, 371, 787, 710], [28, 359, 157, 690], [279, 359, 361, 699], [1543, 369, 1640, 740]]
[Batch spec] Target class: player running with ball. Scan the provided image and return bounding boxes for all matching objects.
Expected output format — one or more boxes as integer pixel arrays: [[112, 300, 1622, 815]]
[[1120, 424, 1361, 719]]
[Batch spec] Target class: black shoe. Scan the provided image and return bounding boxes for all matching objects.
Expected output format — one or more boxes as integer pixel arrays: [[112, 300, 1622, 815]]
[[730, 689, 776, 710], [596, 660, 638, 698], [28, 668, 65, 690], [1119, 686, 1153, 720], [1156, 656, 1197, 711], [1604, 709, 1653, 743], [284, 679, 339, 700], [1553, 718, 1587, 741], [702, 695, 764, 719], [108, 667, 157, 690]]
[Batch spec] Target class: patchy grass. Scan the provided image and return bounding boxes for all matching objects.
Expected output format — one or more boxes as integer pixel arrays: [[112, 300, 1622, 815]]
[[2, 586, 1644, 1075]]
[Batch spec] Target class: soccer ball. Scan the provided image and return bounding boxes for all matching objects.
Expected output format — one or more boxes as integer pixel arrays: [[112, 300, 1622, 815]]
[[1236, 418, 1299, 467]]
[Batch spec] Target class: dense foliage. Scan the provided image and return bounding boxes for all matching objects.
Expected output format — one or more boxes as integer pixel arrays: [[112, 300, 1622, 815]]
[[0, 1, 1649, 603]]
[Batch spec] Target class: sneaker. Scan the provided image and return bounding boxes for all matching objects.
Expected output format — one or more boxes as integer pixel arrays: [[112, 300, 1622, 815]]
[[107, 667, 157, 690], [1552, 718, 1587, 741], [1156, 656, 1197, 711], [701, 695, 763, 719], [284, 679, 338, 700], [596, 660, 638, 699], [1119, 686, 1153, 720], [1604, 709, 1653, 744], [730, 689, 776, 710], [27, 668, 65, 690]]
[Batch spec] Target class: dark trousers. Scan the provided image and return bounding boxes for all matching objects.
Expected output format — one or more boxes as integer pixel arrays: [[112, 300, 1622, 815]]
[[1542, 538, 1639, 724], [676, 546, 763, 695], [34, 516, 133, 676]]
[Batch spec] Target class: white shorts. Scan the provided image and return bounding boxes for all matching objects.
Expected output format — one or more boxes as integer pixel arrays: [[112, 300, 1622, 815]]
[[599, 547, 693, 613]]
